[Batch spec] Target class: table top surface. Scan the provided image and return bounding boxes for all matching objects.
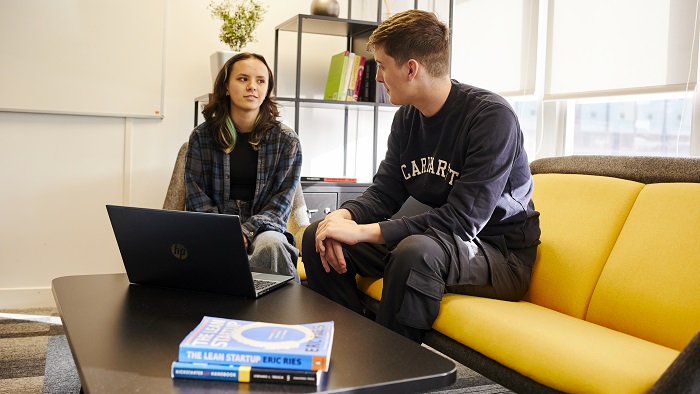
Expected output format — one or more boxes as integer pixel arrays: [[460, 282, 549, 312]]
[[53, 273, 456, 393]]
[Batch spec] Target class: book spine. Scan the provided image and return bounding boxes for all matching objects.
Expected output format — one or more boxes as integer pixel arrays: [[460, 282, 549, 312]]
[[301, 177, 357, 183], [366, 60, 377, 103], [337, 52, 349, 100], [171, 362, 321, 386], [339, 52, 355, 101], [351, 56, 366, 102], [360, 60, 373, 102], [178, 346, 328, 371], [346, 54, 362, 101]]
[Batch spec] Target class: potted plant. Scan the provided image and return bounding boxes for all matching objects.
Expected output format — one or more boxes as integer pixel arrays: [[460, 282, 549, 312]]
[[208, 0, 267, 83]]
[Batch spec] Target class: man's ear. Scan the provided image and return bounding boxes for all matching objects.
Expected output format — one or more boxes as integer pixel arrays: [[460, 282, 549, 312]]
[[407, 59, 420, 81]]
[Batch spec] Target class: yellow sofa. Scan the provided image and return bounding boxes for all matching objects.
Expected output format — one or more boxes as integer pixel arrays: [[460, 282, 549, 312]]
[[356, 155, 700, 393]]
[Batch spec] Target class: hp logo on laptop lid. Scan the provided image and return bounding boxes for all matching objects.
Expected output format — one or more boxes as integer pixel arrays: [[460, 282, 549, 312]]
[[171, 243, 188, 260]]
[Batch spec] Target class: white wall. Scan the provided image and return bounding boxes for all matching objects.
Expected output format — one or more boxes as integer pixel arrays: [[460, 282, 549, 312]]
[[0, 0, 376, 309]]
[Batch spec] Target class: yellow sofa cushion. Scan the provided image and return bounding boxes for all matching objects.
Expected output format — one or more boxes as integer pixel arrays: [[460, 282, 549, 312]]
[[433, 294, 679, 394], [297, 257, 306, 281], [525, 174, 643, 319], [586, 183, 700, 351], [356, 276, 383, 301]]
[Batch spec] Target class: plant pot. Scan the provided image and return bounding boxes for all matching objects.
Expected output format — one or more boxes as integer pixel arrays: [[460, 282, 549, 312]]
[[210, 50, 238, 85]]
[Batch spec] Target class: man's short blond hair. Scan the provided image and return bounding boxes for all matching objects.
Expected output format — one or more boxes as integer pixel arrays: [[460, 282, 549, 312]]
[[367, 10, 450, 78]]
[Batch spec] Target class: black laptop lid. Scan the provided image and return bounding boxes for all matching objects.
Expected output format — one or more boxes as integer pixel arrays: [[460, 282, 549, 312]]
[[106, 205, 258, 297]]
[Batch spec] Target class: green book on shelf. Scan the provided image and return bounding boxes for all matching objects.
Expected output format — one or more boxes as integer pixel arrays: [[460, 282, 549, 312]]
[[339, 52, 355, 101], [323, 51, 349, 101]]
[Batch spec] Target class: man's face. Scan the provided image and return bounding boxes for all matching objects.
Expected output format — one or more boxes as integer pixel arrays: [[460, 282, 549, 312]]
[[374, 46, 409, 106]]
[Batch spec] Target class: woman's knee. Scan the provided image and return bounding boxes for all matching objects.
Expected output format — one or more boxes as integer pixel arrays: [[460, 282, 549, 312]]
[[251, 231, 297, 264], [252, 231, 288, 251], [249, 231, 300, 280]]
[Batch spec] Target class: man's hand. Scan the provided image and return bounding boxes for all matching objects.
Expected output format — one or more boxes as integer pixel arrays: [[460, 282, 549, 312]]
[[316, 216, 361, 274], [318, 238, 346, 273], [314, 209, 384, 274]]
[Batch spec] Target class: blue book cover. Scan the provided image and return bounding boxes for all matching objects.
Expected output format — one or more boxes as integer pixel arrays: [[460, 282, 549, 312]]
[[171, 361, 322, 386], [178, 317, 334, 371]]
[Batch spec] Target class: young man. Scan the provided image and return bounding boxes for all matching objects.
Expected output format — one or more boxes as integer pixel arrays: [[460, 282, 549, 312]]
[[302, 10, 540, 343]]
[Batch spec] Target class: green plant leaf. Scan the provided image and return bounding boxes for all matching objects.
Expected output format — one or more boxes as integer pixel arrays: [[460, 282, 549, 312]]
[[209, 0, 267, 51]]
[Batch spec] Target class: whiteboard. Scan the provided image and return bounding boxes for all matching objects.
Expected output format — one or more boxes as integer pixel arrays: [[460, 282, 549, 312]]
[[0, 0, 166, 118]]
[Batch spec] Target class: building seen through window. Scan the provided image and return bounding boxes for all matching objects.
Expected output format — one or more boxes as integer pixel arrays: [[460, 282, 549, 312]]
[[572, 95, 692, 156]]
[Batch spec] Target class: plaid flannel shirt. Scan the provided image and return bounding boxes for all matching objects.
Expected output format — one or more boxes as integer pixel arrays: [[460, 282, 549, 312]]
[[184, 122, 302, 244]]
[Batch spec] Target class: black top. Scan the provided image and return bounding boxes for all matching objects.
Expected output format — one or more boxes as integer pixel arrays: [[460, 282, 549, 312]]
[[342, 80, 540, 262], [229, 131, 258, 201]]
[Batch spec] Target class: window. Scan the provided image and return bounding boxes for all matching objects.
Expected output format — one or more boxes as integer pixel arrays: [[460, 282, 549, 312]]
[[569, 94, 692, 156], [508, 99, 539, 160], [452, 0, 700, 159]]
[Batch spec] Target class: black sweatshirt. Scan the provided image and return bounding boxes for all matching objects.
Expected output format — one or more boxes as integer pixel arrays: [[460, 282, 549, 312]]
[[341, 80, 540, 262]]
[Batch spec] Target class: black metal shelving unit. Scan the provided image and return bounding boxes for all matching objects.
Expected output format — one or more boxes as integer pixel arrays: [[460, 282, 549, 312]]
[[272, 2, 453, 178], [273, 13, 383, 175]]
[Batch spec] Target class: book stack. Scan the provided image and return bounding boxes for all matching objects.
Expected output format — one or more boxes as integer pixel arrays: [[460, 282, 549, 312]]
[[323, 51, 368, 102], [171, 316, 334, 386]]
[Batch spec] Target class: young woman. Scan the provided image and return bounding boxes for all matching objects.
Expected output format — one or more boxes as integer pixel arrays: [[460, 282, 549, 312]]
[[185, 52, 302, 282]]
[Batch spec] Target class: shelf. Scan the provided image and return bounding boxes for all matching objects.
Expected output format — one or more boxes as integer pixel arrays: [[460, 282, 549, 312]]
[[274, 13, 389, 177], [276, 97, 383, 110], [276, 14, 378, 37]]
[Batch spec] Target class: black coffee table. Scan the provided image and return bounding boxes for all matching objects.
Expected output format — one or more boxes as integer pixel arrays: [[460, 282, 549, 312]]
[[52, 274, 456, 393]]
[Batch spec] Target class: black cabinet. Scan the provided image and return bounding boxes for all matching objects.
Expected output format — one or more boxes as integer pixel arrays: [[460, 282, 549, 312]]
[[301, 181, 370, 222]]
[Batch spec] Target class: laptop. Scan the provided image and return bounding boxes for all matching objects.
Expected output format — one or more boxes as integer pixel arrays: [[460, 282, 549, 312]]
[[105, 205, 294, 298]]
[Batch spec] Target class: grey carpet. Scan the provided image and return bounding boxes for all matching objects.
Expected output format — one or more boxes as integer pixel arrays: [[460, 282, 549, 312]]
[[43, 335, 80, 394], [419, 345, 513, 394], [0, 307, 76, 394], [1, 308, 511, 393]]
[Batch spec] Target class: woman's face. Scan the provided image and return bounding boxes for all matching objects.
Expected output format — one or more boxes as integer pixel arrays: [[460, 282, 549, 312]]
[[226, 58, 269, 114]]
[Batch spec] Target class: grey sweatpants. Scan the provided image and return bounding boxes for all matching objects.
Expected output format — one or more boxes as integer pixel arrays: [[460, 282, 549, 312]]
[[248, 230, 300, 283]]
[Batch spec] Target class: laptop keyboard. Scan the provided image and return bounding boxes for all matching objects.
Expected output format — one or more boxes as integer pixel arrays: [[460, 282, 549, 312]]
[[253, 278, 277, 292]]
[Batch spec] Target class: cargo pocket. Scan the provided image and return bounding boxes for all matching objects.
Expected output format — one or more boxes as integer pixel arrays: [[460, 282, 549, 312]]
[[396, 268, 444, 330]]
